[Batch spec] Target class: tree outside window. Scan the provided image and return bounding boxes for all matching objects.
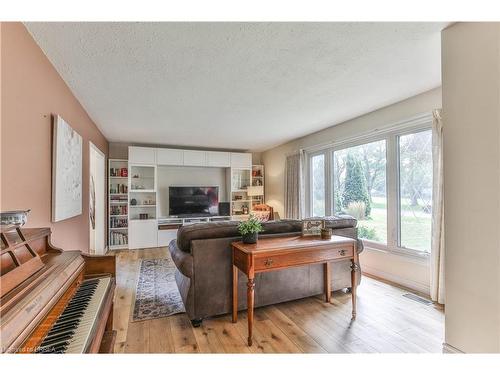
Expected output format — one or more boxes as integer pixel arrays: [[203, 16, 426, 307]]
[[333, 140, 387, 244]]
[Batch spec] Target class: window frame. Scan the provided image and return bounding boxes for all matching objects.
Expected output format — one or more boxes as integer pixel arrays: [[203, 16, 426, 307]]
[[308, 150, 330, 217], [305, 113, 433, 259], [396, 127, 434, 254]]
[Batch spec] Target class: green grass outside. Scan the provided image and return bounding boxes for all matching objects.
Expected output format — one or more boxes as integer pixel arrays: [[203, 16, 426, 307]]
[[357, 196, 431, 252]]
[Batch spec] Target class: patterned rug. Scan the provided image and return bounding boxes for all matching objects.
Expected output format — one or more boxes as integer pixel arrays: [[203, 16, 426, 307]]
[[132, 257, 186, 321]]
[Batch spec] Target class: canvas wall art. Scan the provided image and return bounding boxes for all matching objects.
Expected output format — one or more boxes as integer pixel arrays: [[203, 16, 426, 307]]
[[52, 115, 83, 222]]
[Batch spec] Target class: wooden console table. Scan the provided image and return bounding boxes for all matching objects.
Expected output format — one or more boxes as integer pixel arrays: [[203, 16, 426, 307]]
[[231, 235, 359, 346]]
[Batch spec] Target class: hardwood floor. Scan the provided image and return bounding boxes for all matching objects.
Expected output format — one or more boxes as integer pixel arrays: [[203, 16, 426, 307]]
[[112, 247, 444, 353]]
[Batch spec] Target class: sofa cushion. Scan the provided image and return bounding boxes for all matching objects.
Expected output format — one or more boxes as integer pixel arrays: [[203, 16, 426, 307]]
[[176, 216, 358, 253], [176, 219, 303, 252], [305, 215, 358, 229]]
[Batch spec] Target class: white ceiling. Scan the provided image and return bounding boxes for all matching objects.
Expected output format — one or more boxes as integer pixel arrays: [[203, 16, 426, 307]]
[[25, 22, 447, 151]]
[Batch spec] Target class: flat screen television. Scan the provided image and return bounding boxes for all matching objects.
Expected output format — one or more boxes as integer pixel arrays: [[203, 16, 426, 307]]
[[169, 186, 219, 217]]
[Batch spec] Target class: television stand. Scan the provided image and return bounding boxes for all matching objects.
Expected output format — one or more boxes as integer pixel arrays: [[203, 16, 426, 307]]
[[158, 215, 232, 226]]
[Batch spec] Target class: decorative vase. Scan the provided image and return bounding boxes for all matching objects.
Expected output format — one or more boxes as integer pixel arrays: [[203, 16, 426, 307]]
[[242, 232, 258, 244], [321, 228, 332, 240]]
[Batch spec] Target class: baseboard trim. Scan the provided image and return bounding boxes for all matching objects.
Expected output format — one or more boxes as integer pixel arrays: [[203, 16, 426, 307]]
[[443, 343, 464, 353], [362, 265, 430, 296]]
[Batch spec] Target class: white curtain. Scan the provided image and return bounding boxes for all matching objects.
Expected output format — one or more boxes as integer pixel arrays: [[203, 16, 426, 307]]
[[430, 109, 445, 304], [284, 150, 306, 219]]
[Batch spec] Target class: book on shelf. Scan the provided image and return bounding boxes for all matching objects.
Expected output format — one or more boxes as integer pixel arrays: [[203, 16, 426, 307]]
[[110, 217, 128, 228], [110, 231, 128, 246], [109, 167, 128, 177]]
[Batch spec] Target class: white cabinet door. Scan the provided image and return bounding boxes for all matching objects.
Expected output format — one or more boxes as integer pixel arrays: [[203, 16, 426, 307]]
[[158, 229, 178, 247], [183, 150, 207, 166], [230, 153, 252, 168], [129, 220, 158, 249], [157, 148, 183, 165], [207, 151, 230, 167], [129, 147, 156, 164]]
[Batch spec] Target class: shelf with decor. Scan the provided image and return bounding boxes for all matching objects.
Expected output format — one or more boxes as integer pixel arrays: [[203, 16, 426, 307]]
[[226, 167, 252, 220], [129, 190, 157, 220], [108, 159, 129, 250], [249, 165, 265, 210], [128, 163, 159, 249]]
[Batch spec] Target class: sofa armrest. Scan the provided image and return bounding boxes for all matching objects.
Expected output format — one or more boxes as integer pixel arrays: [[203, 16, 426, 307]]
[[168, 240, 193, 278]]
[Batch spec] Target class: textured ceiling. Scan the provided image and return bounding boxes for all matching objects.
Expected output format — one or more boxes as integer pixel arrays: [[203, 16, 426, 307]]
[[25, 22, 447, 151]]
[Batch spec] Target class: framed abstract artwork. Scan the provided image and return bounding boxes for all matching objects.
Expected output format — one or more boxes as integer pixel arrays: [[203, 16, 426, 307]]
[[52, 115, 83, 222]]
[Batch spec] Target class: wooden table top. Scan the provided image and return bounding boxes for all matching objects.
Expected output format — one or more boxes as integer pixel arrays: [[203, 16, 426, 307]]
[[231, 235, 356, 254]]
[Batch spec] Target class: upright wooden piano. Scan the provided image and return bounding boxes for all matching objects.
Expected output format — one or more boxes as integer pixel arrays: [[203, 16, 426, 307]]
[[0, 227, 116, 353]]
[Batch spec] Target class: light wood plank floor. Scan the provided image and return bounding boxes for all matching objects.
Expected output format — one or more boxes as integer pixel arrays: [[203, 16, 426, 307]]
[[112, 247, 444, 353]]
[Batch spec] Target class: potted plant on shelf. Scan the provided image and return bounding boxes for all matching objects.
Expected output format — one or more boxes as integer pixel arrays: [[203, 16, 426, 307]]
[[237, 215, 263, 244]]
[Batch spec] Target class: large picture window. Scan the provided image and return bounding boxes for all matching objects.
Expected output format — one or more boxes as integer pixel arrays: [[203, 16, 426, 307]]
[[333, 140, 387, 244], [307, 117, 433, 256]]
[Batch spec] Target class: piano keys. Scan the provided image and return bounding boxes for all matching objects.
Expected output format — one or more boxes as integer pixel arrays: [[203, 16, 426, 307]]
[[0, 227, 116, 354], [35, 277, 112, 353]]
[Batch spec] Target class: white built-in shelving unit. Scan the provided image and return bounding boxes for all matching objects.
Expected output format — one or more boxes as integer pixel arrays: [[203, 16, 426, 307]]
[[109, 146, 254, 250], [108, 159, 129, 250]]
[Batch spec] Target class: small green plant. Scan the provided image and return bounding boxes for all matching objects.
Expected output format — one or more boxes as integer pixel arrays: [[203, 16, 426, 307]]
[[237, 215, 263, 235], [358, 225, 379, 241]]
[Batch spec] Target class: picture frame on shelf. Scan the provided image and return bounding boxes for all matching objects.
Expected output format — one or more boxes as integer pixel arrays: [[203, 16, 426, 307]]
[[301, 219, 325, 236]]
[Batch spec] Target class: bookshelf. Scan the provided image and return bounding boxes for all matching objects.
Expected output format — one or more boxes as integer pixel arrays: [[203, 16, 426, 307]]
[[108, 159, 129, 250]]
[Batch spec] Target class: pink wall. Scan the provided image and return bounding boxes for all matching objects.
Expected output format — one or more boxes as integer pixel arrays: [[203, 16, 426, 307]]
[[1, 22, 109, 251]]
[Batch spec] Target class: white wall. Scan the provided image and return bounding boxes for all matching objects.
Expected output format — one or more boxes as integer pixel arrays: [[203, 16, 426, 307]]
[[261, 87, 442, 295], [442, 22, 500, 353], [157, 165, 227, 217]]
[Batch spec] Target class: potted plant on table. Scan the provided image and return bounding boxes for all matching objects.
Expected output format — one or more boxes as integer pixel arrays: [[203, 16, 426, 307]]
[[237, 215, 263, 244]]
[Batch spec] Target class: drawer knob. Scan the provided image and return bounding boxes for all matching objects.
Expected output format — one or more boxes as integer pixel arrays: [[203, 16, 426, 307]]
[[264, 259, 274, 267], [339, 249, 346, 256]]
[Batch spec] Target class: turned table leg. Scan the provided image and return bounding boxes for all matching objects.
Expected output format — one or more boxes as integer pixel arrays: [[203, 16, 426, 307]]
[[247, 278, 255, 346], [324, 262, 331, 303], [232, 265, 238, 323], [351, 261, 358, 319]]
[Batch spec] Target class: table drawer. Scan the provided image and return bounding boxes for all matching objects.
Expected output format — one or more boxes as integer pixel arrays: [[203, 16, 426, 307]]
[[254, 246, 354, 271]]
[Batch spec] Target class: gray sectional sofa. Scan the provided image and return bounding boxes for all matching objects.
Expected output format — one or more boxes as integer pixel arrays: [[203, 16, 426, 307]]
[[168, 216, 363, 326]]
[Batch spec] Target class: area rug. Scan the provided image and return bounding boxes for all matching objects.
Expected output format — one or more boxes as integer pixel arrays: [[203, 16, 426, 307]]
[[132, 257, 186, 321]]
